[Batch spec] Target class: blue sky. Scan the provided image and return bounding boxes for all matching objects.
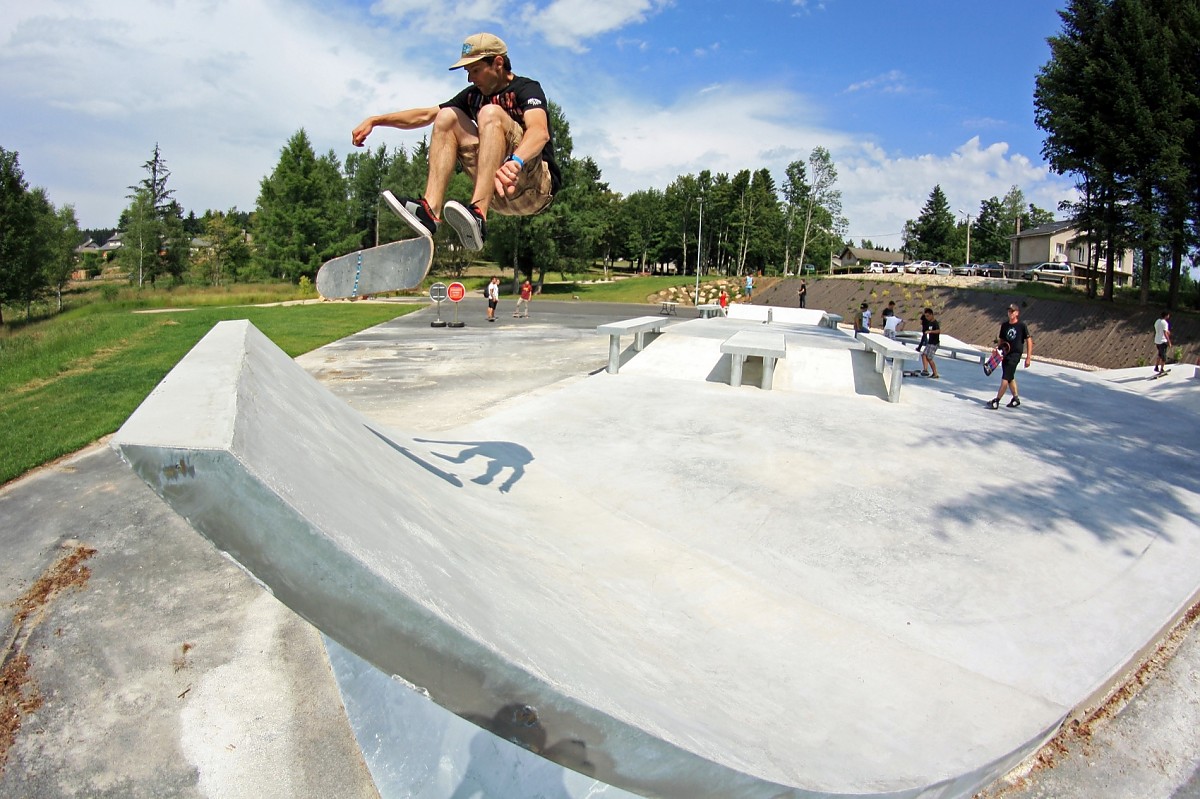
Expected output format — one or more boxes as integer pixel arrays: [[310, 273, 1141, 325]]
[[1, 0, 1077, 248]]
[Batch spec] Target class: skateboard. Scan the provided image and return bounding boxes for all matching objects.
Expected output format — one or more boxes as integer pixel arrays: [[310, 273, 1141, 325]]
[[983, 343, 1009, 377], [1152, 369, 1171, 379], [315, 236, 434, 299], [903, 371, 930, 378]]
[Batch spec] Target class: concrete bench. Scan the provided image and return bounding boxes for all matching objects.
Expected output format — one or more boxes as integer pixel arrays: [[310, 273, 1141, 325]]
[[696, 303, 723, 319], [659, 300, 678, 315], [823, 313, 843, 330], [897, 332, 987, 364], [721, 330, 787, 390], [859, 332, 923, 403], [597, 316, 666, 374]]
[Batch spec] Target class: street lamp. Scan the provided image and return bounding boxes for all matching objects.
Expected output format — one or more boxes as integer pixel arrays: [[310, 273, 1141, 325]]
[[694, 195, 704, 305], [958, 209, 971, 265]]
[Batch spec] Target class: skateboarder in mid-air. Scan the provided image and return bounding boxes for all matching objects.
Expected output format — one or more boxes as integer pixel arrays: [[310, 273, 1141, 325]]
[[352, 33, 562, 251]]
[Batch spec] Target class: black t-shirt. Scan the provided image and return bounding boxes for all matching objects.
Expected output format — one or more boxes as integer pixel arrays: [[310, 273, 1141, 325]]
[[442, 76, 561, 194], [921, 316, 940, 346], [1000, 321, 1030, 358]]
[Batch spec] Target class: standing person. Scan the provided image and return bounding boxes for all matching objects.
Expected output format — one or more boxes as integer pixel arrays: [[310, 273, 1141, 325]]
[[797, 280, 807, 308], [514, 279, 533, 318], [744, 272, 755, 300], [855, 302, 871, 334], [918, 307, 940, 378], [486, 276, 500, 322], [1153, 310, 1172, 374], [988, 304, 1033, 409], [351, 33, 561, 251], [718, 289, 729, 315], [883, 312, 904, 340]]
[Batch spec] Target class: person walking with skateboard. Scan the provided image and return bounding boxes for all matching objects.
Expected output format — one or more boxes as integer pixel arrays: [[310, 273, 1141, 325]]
[[1153, 310, 1172, 376], [352, 33, 561, 251], [988, 304, 1032, 409]]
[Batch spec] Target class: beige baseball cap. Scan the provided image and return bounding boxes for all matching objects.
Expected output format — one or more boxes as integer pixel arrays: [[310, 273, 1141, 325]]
[[449, 33, 507, 70]]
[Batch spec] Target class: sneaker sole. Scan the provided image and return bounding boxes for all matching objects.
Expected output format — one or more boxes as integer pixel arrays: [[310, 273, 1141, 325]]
[[444, 201, 484, 251], [381, 191, 433, 239]]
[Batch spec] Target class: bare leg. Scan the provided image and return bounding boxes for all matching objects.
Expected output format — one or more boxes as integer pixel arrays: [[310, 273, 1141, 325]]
[[471, 105, 518, 218], [424, 107, 477, 217]]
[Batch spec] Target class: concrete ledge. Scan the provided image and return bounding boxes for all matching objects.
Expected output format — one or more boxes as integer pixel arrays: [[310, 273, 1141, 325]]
[[721, 330, 787, 389], [596, 315, 665, 373], [859, 332, 924, 402]]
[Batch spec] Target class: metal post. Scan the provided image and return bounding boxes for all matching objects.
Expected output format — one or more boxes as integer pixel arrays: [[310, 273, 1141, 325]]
[[958, 209, 971, 265], [694, 196, 704, 306]]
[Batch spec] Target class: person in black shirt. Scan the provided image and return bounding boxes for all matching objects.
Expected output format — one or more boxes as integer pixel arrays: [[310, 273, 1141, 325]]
[[919, 307, 941, 378], [352, 33, 559, 251], [989, 304, 1033, 408]]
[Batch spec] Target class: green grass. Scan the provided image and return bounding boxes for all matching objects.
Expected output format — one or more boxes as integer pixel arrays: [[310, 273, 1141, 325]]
[[0, 301, 420, 486]]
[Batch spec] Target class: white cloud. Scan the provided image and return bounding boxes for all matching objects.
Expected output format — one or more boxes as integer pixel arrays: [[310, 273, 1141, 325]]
[[522, 0, 673, 50], [0, 0, 458, 226], [844, 70, 908, 95], [573, 81, 1075, 247]]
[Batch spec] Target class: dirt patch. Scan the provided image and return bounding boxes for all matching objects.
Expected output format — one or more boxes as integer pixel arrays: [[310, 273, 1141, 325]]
[[975, 596, 1200, 797], [1, 543, 97, 775]]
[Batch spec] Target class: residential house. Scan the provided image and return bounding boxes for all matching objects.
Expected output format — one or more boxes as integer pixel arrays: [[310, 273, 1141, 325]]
[[837, 247, 906, 269], [1009, 220, 1135, 287]]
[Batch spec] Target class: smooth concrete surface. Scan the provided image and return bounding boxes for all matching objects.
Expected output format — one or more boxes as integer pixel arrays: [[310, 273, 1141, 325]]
[[5, 299, 1199, 798], [0, 444, 378, 799], [104, 302, 1200, 799]]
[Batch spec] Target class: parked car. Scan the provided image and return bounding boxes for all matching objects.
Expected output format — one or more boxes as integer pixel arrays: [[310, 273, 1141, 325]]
[[1022, 262, 1073, 284], [953, 263, 981, 276], [867, 262, 886, 273], [885, 261, 905, 273], [933, 263, 953, 275], [978, 262, 1007, 278]]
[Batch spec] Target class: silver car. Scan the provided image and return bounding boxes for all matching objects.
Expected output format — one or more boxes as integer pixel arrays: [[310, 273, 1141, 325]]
[[1022, 262, 1073, 284]]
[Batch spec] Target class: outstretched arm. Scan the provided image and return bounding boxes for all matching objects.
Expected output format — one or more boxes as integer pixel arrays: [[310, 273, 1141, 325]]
[[352, 106, 441, 147]]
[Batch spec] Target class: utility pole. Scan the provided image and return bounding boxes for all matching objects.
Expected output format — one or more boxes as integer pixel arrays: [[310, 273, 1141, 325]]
[[694, 195, 704, 306], [958, 209, 971, 265]]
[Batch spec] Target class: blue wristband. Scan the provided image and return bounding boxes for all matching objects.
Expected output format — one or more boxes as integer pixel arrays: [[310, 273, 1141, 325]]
[[507, 154, 525, 169]]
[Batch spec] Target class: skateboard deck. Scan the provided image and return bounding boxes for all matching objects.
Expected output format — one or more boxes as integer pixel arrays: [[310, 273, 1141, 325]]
[[1152, 369, 1171, 379], [316, 236, 434, 299], [983, 347, 1005, 376]]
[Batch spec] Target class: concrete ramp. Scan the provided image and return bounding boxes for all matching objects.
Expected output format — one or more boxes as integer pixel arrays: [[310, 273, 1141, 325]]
[[111, 319, 1200, 799]]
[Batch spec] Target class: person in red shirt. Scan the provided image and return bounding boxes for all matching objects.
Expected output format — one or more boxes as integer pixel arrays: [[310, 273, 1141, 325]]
[[514, 280, 533, 318]]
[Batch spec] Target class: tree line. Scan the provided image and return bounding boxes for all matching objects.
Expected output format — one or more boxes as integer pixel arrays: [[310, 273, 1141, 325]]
[[1035, 0, 1200, 307]]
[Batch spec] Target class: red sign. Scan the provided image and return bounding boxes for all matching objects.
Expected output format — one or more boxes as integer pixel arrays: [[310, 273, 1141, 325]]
[[447, 282, 466, 302]]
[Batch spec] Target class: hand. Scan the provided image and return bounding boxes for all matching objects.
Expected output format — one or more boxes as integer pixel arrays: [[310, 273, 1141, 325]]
[[351, 120, 373, 147], [1024, 356, 1031, 367], [494, 159, 521, 197]]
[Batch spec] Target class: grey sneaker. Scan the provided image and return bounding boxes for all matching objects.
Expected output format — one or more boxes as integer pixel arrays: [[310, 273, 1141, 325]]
[[382, 191, 438, 238], [444, 201, 487, 251]]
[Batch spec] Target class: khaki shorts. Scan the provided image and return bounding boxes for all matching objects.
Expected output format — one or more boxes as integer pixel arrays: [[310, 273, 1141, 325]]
[[457, 115, 554, 217]]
